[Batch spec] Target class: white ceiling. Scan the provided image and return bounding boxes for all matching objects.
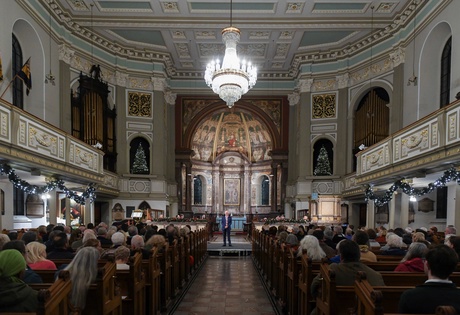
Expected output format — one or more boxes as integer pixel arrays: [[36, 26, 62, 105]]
[[47, 0, 422, 78]]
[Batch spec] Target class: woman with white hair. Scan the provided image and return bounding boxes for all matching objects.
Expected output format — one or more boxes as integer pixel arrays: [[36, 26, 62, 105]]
[[297, 235, 326, 261], [395, 242, 428, 272], [25, 241, 57, 270], [381, 234, 407, 256], [64, 246, 100, 311]]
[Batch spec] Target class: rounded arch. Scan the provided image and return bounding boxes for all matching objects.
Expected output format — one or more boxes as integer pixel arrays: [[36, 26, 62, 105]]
[[312, 138, 334, 176], [349, 80, 393, 116], [129, 136, 151, 174], [190, 108, 275, 163], [184, 99, 281, 150], [12, 18, 45, 118], [254, 174, 271, 206], [419, 21, 452, 118], [350, 85, 390, 171], [192, 174, 207, 205]]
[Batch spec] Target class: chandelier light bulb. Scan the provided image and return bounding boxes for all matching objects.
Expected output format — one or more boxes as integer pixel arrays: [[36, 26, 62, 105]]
[[204, 26, 257, 108]]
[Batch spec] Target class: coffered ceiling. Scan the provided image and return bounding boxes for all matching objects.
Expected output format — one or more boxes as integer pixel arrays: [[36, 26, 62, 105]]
[[45, 0, 423, 78]]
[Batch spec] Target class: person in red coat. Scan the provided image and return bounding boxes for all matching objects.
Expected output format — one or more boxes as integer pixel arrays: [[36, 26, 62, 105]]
[[395, 242, 428, 272]]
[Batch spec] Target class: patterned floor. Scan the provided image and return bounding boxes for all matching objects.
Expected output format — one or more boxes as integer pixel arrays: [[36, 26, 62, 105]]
[[170, 236, 277, 315]]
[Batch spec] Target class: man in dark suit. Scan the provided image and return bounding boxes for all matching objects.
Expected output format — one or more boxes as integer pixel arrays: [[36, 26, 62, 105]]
[[398, 245, 460, 314], [221, 211, 232, 247]]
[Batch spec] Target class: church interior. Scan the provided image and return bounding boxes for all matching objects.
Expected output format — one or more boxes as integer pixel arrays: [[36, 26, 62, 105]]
[[0, 0, 459, 236], [2, 1, 460, 315]]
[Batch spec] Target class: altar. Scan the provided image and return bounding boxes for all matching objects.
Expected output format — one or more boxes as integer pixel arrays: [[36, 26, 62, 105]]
[[150, 221, 207, 232]]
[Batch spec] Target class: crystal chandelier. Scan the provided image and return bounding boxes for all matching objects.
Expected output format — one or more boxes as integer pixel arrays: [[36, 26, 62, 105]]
[[204, 1, 257, 108]]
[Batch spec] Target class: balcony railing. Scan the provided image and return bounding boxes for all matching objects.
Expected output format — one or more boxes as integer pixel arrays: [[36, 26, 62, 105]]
[[355, 99, 460, 185], [0, 98, 104, 183]]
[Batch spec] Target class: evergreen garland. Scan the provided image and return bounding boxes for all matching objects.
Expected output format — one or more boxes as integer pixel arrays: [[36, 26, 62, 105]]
[[0, 163, 96, 205], [365, 167, 460, 207]]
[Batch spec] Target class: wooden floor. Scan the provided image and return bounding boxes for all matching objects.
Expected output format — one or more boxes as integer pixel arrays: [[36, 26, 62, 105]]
[[169, 236, 278, 315]]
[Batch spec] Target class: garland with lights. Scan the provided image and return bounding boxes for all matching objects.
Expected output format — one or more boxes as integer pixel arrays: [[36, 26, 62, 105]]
[[365, 167, 460, 207], [0, 163, 96, 205]]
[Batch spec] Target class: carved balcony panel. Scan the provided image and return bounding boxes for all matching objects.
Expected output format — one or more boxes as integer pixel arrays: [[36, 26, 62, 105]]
[[0, 99, 104, 183]]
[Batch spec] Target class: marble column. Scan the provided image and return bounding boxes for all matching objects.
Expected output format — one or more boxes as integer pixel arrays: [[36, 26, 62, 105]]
[[58, 44, 74, 134], [388, 193, 397, 229], [151, 77, 168, 179], [336, 74, 349, 175], [366, 200, 375, 228], [400, 194, 410, 228], [447, 184, 460, 229]]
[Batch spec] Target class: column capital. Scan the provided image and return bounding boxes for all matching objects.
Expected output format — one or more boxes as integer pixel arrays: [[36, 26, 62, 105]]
[[115, 71, 129, 87], [288, 92, 300, 106], [389, 46, 405, 67], [151, 76, 167, 92], [336, 73, 350, 89], [164, 90, 177, 105], [58, 44, 75, 65], [298, 78, 314, 93]]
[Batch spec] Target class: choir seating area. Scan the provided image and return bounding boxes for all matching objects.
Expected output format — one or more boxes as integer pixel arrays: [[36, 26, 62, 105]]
[[251, 228, 459, 315], [0, 228, 208, 315]]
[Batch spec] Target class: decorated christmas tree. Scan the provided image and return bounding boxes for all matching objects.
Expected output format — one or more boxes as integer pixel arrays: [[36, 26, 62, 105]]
[[313, 145, 332, 176], [132, 143, 149, 174]]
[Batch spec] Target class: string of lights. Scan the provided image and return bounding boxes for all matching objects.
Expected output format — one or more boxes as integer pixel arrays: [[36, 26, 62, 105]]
[[0, 163, 96, 205], [365, 167, 460, 207]]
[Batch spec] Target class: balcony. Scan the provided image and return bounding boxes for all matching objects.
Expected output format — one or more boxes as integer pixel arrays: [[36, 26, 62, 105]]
[[0, 98, 105, 185], [355, 99, 460, 186]]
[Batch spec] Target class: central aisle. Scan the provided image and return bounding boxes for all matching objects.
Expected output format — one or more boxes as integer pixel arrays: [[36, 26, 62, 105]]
[[171, 236, 277, 314]]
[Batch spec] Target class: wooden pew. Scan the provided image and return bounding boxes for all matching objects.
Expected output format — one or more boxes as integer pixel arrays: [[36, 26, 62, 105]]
[[375, 255, 406, 262], [82, 261, 122, 315], [179, 237, 187, 287], [315, 262, 356, 315], [28, 270, 72, 315], [298, 256, 321, 315], [270, 239, 279, 293], [158, 247, 172, 311], [142, 247, 161, 315], [354, 273, 457, 315], [278, 245, 290, 311], [32, 261, 122, 315], [365, 260, 460, 272], [286, 247, 300, 315], [171, 239, 180, 297], [116, 252, 146, 315]]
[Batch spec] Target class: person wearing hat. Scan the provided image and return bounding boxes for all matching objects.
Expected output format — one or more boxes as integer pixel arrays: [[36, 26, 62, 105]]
[[0, 249, 38, 313]]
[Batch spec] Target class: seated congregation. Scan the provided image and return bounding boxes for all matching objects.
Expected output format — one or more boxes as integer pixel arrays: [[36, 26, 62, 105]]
[[252, 223, 460, 315], [0, 222, 207, 315]]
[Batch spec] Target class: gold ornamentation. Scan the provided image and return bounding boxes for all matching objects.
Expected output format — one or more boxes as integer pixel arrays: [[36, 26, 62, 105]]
[[368, 150, 382, 165], [29, 128, 57, 147], [312, 94, 336, 119], [128, 91, 152, 117], [402, 129, 428, 149]]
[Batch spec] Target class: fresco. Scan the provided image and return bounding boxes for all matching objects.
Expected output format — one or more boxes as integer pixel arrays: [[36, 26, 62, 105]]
[[191, 111, 272, 162]]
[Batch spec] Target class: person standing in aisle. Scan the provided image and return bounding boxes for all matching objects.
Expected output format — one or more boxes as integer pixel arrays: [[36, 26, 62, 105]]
[[222, 211, 232, 246]]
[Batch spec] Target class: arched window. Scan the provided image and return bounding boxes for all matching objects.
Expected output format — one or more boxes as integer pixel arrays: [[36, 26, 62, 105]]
[[129, 137, 150, 174], [313, 139, 334, 176], [12, 34, 24, 109], [261, 175, 270, 205], [193, 176, 203, 205], [440, 36, 452, 108]]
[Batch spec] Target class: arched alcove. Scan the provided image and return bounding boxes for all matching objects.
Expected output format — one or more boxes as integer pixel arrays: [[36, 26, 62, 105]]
[[12, 19, 45, 118], [193, 175, 204, 205], [419, 21, 452, 117], [129, 136, 151, 174], [313, 139, 334, 176]]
